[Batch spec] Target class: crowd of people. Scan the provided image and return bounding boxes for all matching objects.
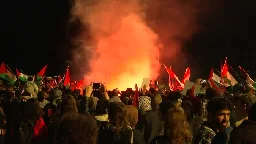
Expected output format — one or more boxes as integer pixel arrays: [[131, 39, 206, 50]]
[[0, 75, 255, 144]]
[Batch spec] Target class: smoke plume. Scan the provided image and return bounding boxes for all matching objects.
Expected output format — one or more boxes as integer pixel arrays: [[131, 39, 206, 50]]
[[144, 0, 206, 78], [71, 0, 207, 89]]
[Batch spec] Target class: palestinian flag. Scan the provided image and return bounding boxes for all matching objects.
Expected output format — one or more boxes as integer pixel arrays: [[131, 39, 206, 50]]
[[0, 62, 17, 84], [16, 68, 28, 82], [208, 68, 222, 92], [238, 66, 256, 90], [181, 67, 191, 84], [37, 65, 48, 81], [239, 66, 254, 84], [226, 71, 238, 86], [163, 64, 184, 90], [221, 58, 238, 87], [0, 62, 7, 79]]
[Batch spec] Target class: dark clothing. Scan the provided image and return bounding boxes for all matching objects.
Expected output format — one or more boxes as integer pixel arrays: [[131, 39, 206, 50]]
[[141, 110, 162, 144], [4, 118, 35, 144], [151, 135, 191, 144], [150, 135, 169, 144], [0, 112, 5, 144], [212, 126, 233, 144], [230, 110, 237, 128], [193, 121, 232, 144], [43, 103, 57, 144], [133, 129, 146, 144], [4, 98, 21, 144], [98, 121, 133, 144], [96, 121, 145, 144], [43, 103, 56, 123], [136, 111, 145, 132], [230, 120, 256, 144]]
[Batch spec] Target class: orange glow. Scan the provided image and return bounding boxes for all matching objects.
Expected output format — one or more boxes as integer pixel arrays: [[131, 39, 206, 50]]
[[73, 0, 161, 90]]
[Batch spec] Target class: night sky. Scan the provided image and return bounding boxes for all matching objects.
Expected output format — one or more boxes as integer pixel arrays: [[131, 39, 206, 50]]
[[1, 0, 256, 80]]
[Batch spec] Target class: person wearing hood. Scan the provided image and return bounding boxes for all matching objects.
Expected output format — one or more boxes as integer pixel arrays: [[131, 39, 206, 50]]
[[24, 76, 38, 98]]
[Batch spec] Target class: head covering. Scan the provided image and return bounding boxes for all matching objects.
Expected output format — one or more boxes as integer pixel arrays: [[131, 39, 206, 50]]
[[53, 89, 63, 106], [53, 89, 62, 98], [21, 91, 33, 100], [109, 96, 121, 103], [126, 105, 138, 128], [139, 96, 151, 112]]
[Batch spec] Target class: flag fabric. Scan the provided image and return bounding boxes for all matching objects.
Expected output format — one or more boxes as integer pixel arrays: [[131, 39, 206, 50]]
[[182, 67, 190, 84], [16, 68, 28, 82], [0, 62, 6, 79], [227, 66, 241, 84], [212, 69, 222, 84], [0, 62, 16, 84], [63, 66, 70, 87], [76, 79, 84, 95], [37, 65, 48, 81], [208, 68, 221, 92], [70, 81, 76, 91], [6, 69, 16, 84], [163, 64, 184, 90], [221, 58, 228, 77], [221, 58, 238, 86], [239, 66, 254, 85], [226, 71, 238, 86], [238, 66, 256, 89], [221, 58, 230, 86]]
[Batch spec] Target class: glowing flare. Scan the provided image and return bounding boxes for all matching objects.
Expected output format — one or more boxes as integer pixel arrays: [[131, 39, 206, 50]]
[[75, 0, 161, 90]]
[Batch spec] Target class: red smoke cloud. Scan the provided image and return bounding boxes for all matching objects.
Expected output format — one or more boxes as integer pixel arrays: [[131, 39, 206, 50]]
[[71, 0, 207, 89], [72, 0, 161, 90], [144, 0, 208, 77]]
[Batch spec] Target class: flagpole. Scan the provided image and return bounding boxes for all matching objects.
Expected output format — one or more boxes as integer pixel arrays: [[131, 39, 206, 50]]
[[63, 65, 70, 85], [5, 64, 14, 74], [238, 66, 252, 86], [216, 68, 224, 86], [228, 65, 242, 82], [220, 61, 223, 77], [63, 60, 70, 80]]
